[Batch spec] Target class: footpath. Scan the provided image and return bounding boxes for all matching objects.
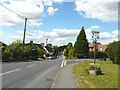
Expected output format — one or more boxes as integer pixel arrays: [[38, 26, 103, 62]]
[[51, 62, 77, 88]]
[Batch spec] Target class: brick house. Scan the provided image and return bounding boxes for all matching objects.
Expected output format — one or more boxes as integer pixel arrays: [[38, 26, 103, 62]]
[[89, 42, 108, 52]]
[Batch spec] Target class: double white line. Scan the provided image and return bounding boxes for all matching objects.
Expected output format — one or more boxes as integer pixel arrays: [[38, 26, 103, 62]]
[[60, 60, 66, 67]]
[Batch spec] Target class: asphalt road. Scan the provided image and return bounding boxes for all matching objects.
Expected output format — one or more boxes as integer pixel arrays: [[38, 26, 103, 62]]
[[1, 55, 63, 88], [1, 55, 91, 89]]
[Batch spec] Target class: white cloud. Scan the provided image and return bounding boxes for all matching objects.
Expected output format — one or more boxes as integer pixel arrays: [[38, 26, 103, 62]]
[[75, 0, 119, 22], [43, 0, 53, 6], [53, 0, 64, 3], [91, 25, 100, 30], [9, 36, 21, 40], [112, 30, 119, 38], [47, 7, 58, 15], [0, 0, 44, 26], [99, 32, 112, 39], [8, 26, 119, 46], [0, 0, 60, 26]]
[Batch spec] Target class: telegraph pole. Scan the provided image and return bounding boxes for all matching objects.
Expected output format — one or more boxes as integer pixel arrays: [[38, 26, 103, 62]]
[[46, 38, 48, 46], [23, 18, 27, 49]]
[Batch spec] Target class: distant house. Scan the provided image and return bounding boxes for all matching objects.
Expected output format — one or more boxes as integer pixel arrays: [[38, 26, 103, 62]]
[[89, 42, 108, 52], [0, 41, 6, 49], [45, 44, 54, 55]]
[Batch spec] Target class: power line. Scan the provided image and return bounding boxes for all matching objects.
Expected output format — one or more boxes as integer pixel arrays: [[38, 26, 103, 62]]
[[0, 4, 25, 19], [0, 4, 40, 31], [27, 20, 40, 31]]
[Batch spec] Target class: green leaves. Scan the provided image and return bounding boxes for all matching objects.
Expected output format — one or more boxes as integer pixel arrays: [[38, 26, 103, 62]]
[[107, 41, 120, 64], [2, 40, 46, 61], [64, 27, 89, 59], [74, 27, 89, 58]]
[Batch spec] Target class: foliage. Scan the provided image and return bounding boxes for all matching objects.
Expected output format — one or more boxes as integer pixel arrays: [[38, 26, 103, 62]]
[[64, 42, 73, 58], [2, 40, 47, 61], [89, 51, 108, 59], [85, 65, 102, 75], [68, 47, 75, 59], [23, 44, 37, 60], [107, 41, 120, 64], [2, 40, 23, 61], [59, 45, 67, 52], [37, 47, 46, 58], [74, 27, 89, 58]]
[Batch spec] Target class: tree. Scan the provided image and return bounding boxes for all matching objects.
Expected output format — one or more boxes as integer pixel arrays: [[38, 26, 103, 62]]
[[107, 41, 120, 64], [74, 27, 89, 58], [2, 40, 23, 61], [64, 42, 73, 58], [89, 51, 108, 59], [68, 47, 75, 59], [37, 47, 46, 58]]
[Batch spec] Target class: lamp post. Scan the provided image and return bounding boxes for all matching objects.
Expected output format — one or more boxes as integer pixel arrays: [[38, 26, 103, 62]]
[[92, 31, 99, 65]]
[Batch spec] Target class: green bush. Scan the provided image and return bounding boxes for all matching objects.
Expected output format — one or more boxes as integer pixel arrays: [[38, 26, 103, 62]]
[[89, 51, 108, 59], [107, 41, 120, 64], [2, 40, 47, 61], [85, 65, 102, 75], [2, 50, 11, 61]]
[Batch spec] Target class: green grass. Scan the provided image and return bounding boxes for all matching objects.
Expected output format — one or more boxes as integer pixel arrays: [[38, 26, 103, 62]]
[[73, 61, 118, 88]]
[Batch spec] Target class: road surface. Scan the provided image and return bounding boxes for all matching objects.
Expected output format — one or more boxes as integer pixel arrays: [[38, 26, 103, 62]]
[[1, 56, 63, 88], [1, 55, 91, 89]]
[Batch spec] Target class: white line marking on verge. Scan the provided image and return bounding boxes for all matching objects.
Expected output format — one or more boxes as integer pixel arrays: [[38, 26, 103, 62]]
[[0, 68, 21, 75], [27, 64, 36, 67]]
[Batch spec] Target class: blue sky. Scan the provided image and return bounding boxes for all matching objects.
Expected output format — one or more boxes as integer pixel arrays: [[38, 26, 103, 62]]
[[0, 0, 119, 46]]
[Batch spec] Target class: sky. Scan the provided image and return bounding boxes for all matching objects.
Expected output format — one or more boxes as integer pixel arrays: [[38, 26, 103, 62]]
[[0, 0, 119, 46]]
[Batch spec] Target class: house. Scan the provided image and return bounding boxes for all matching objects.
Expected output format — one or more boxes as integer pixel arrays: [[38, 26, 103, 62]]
[[89, 42, 108, 52]]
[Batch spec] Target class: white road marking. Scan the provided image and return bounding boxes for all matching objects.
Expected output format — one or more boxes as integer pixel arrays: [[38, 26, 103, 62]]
[[60, 60, 64, 67], [64, 60, 66, 66], [60, 60, 66, 67], [0, 68, 21, 75], [27, 64, 36, 67]]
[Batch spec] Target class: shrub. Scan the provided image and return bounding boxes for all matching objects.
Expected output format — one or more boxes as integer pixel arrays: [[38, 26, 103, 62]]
[[89, 51, 108, 59], [85, 65, 102, 75], [107, 41, 120, 64]]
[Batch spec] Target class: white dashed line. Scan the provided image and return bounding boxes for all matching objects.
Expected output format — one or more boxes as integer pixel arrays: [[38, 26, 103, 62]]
[[27, 64, 36, 67], [0, 68, 21, 75]]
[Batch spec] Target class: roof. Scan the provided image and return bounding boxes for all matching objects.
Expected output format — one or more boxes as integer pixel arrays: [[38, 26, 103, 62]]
[[89, 43, 108, 52]]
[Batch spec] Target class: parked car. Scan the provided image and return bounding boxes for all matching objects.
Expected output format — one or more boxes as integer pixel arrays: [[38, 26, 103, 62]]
[[47, 55, 56, 59]]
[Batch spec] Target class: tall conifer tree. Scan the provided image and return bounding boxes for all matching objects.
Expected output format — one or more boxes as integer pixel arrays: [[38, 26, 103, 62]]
[[74, 27, 89, 58]]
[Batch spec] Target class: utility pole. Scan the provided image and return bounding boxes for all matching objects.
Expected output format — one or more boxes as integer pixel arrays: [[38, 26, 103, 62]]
[[23, 18, 27, 49], [46, 38, 48, 46]]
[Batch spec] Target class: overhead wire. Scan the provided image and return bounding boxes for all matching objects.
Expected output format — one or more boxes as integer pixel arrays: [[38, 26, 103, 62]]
[[0, 3, 40, 31]]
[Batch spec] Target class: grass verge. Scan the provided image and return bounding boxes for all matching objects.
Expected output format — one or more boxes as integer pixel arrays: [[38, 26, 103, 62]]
[[73, 61, 118, 88]]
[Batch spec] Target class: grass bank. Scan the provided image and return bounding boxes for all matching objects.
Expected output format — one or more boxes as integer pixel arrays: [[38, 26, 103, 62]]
[[73, 61, 118, 88]]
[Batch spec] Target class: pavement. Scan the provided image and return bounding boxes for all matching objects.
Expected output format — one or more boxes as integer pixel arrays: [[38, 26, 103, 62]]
[[51, 63, 77, 88], [51, 59, 91, 88]]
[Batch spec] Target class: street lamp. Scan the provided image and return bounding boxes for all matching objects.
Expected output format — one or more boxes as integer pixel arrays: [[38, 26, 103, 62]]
[[92, 31, 99, 65]]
